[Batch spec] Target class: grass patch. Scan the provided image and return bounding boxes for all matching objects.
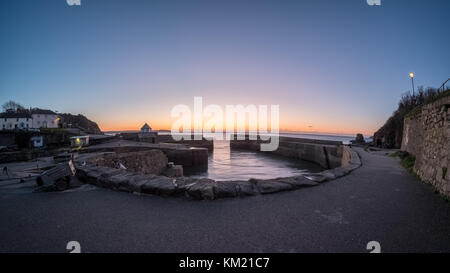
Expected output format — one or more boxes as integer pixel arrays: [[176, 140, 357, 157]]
[[39, 128, 68, 134], [400, 155, 415, 173], [405, 105, 422, 119], [392, 151, 449, 202]]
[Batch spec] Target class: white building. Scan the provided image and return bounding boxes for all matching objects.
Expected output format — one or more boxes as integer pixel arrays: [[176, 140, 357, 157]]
[[0, 108, 60, 130], [0, 111, 32, 130], [138, 123, 157, 143], [31, 108, 59, 129]]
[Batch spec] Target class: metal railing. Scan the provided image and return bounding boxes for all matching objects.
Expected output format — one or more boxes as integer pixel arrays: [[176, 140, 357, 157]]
[[438, 78, 450, 92]]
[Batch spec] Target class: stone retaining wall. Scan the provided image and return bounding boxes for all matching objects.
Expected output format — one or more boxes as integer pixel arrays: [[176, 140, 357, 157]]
[[401, 95, 450, 196], [87, 150, 168, 175], [230, 136, 343, 169]]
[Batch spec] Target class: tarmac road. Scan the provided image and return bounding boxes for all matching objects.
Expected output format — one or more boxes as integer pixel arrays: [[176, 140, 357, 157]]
[[0, 147, 449, 253]]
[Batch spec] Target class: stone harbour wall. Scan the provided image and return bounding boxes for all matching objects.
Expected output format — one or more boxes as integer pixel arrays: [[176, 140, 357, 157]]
[[87, 150, 168, 175], [75, 146, 360, 200], [230, 136, 344, 169], [401, 95, 450, 197]]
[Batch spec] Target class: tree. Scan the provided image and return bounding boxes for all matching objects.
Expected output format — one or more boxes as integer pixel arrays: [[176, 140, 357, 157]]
[[2, 100, 25, 112]]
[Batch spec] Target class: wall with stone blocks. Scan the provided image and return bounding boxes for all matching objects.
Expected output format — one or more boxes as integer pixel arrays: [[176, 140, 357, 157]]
[[402, 95, 450, 197]]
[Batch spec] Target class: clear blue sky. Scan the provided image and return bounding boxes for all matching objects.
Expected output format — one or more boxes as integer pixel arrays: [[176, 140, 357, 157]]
[[1, 0, 449, 134]]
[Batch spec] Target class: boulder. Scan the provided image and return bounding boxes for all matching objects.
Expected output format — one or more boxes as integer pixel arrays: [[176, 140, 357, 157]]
[[275, 176, 319, 188], [214, 181, 238, 198], [127, 174, 152, 193], [162, 165, 183, 177], [108, 173, 135, 191], [236, 180, 260, 196], [255, 179, 295, 194], [141, 176, 177, 196], [354, 133, 365, 144], [186, 179, 216, 200]]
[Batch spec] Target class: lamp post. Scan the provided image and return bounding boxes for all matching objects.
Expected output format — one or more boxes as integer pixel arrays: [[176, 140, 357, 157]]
[[410, 72, 415, 96]]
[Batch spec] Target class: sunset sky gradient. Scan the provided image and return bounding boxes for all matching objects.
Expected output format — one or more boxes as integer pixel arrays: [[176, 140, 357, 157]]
[[1, 0, 449, 136]]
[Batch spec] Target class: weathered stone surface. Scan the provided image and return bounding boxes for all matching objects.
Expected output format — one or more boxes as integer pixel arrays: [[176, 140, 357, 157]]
[[401, 95, 450, 197], [276, 176, 319, 188], [236, 181, 260, 196], [108, 173, 135, 191], [214, 181, 238, 198], [88, 150, 168, 175], [186, 179, 216, 200], [127, 174, 150, 193], [162, 165, 183, 177], [255, 179, 294, 194], [141, 176, 177, 196]]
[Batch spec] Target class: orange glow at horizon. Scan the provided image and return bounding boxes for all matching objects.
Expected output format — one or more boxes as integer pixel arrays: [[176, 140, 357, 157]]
[[99, 119, 377, 136]]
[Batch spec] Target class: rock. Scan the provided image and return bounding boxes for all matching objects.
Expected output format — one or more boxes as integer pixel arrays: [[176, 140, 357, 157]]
[[108, 173, 135, 191], [236, 180, 260, 196], [89, 150, 168, 175], [85, 169, 105, 185], [276, 176, 319, 188], [141, 176, 177, 196], [303, 173, 328, 183], [127, 174, 151, 193], [355, 133, 365, 143], [161, 165, 183, 177], [186, 179, 216, 200], [255, 179, 294, 194], [214, 181, 238, 198]]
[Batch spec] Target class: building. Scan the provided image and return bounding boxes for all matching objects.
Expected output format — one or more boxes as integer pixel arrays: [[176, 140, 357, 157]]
[[141, 123, 151, 132], [0, 108, 60, 130], [0, 110, 32, 130], [31, 108, 59, 129], [138, 123, 158, 143], [70, 135, 90, 148]]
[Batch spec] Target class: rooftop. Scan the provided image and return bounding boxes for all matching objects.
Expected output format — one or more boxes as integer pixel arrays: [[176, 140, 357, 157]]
[[30, 108, 57, 115], [0, 111, 32, 118], [141, 123, 152, 130]]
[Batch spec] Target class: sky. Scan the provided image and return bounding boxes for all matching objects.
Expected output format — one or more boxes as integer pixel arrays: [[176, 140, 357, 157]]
[[1, 0, 449, 135]]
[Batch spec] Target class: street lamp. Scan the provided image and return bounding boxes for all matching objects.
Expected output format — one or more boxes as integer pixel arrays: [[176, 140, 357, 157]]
[[410, 72, 415, 95]]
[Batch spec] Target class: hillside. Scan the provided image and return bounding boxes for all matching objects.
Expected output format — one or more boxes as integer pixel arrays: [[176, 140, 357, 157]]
[[374, 87, 449, 148], [59, 113, 102, 134]]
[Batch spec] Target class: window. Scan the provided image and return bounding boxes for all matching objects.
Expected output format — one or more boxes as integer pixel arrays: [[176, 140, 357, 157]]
[[4, 118, 6, 122], [16, 118, 19, 122]]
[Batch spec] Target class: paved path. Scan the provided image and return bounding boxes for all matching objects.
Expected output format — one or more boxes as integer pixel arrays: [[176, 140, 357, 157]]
[[0, 147, 449, 253]]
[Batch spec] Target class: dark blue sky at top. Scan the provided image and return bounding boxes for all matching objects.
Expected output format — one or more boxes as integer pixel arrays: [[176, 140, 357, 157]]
[[0, 0, 449, 133]]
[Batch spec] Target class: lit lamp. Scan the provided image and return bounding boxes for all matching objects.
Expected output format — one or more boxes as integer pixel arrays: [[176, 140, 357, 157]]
[[410, 72, 415, 95]]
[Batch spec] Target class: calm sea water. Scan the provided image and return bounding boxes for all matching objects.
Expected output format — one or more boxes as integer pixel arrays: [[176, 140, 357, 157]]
[[185, 140, 324, 181]]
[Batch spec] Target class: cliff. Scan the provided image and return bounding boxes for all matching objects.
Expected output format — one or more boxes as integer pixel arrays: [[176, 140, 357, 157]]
[[59, 113, 102, 134], [373, 114, 404, 148], [374, 87, 449, 148]]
